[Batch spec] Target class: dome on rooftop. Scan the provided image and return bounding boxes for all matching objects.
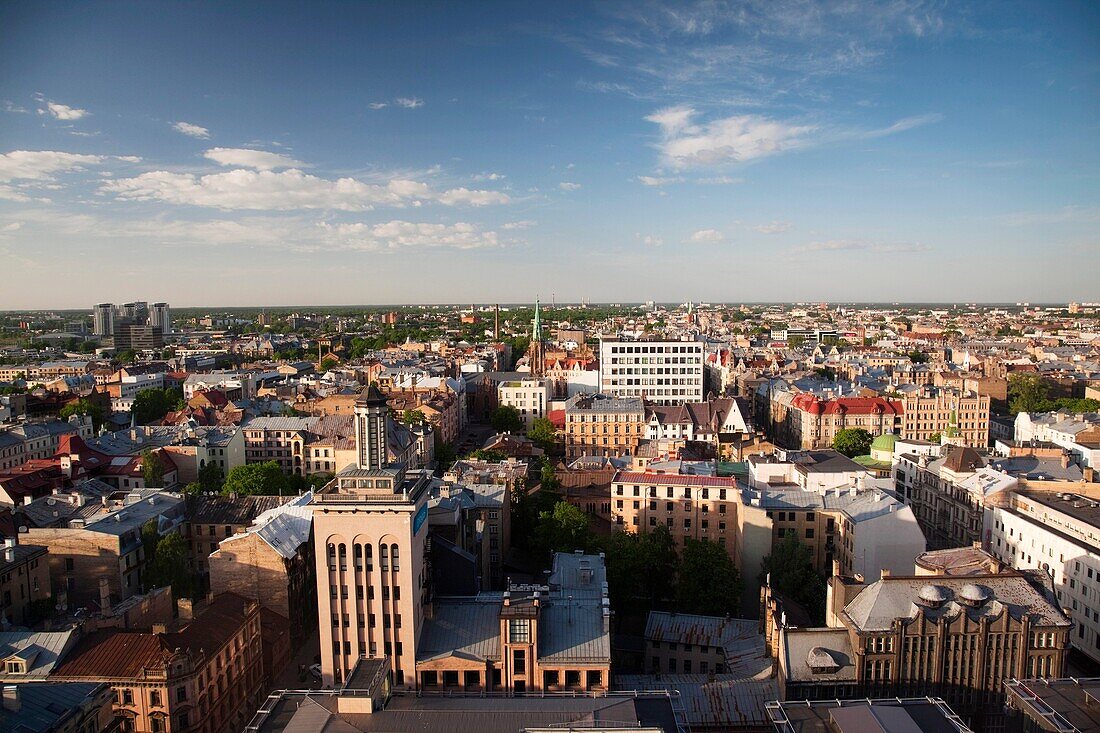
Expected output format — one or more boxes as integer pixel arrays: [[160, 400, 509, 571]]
[[959, 584, 992, 605], [917, 584, 950, 606], [806, 647, 841, 670], [871, 433, 899, 451]]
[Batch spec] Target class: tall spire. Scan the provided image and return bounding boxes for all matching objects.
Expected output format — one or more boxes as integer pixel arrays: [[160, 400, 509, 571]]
[[532, 298, 541, 341]]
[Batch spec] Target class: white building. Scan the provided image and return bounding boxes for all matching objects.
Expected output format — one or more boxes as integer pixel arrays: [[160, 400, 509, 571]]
[[497, 378, 550, 430], [113, 372, 165, 412], [598, 338, 704, 406], [1015, 411, 1100, 468], [986, 488, 1100, 664]]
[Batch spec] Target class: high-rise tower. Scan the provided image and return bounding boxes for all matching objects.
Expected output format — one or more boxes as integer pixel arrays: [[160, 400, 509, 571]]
[[312, 383, 431, 688]]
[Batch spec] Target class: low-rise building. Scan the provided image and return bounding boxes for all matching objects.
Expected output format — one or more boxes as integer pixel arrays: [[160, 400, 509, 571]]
[[51, 593, 267, 733], [611, 471, 739, 554], [564, 393, 645, 460], [207, 492, 315, 643], [496, 378, 549, 430], [23, 489, 185, 606], [774, 570, 1070, 729]]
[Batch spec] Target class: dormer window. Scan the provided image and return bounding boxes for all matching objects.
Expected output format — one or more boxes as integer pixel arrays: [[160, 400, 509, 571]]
[[5, 661, 24, 674]]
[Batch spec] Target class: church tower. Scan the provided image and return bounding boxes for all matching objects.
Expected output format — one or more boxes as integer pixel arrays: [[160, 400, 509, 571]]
[[527, 298, 546, 378]]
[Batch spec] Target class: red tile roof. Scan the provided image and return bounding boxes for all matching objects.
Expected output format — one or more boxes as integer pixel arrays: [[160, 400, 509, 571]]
[[612, 471, 737, 488]]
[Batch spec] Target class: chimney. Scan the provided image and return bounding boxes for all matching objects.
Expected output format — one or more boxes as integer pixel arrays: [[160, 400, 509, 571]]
[[2, 685, 19, 712], [1086, 466, 1096, 483], [99, 578, 111, 616], [1062, 452, 1071, 469], [177, 597, 193, 622]]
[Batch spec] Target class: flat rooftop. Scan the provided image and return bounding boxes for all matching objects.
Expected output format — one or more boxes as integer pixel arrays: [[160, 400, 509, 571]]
[[1005, 677, 1100, 732], [767, 698, 973, 733]]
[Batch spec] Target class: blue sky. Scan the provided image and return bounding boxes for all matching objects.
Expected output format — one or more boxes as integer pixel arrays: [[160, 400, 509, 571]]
[[0, 1, 1097, 308]]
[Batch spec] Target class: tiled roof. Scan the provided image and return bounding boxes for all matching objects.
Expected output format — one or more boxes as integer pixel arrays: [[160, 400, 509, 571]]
[[188, 494, 292, 525], [613, 471, 737, 488]]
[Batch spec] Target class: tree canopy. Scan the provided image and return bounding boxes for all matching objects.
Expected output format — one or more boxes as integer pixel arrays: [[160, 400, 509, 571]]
[[141, 451, 165, 487], [221, 461, 291, 496], [528, 417, 557, 451], [59, 398, 104, 430], [833, 427, 873, 457], [490, 405, 525, 433], [760, 530, 827, 624], [1008, 373, 1098, 414], [131, 387, 184, 425]]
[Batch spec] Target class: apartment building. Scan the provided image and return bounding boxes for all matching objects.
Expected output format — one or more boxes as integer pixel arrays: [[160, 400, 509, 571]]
[[773, 570, 1070, 729], [244, 413, 415, 477], [987, 487, 1100, 665], [241, 416, 315, 476], [899, 447, 1016, 550], [496, 378, 549, 430], [611, 471, 739, 554], [183, 494, 292, 587], [901, 387, 990, 447], [51, 593, 266, 733], [208, 492, 315, 643], [24, 489, 185, 605], [643, 397, 751, 443], [598, 338, 704, 405], [747, 449, 871, 493], [0, 539, 50, 626], [771, 393, 903, 451], [564, 393, 645, 460], [738, 485, 925, 607]]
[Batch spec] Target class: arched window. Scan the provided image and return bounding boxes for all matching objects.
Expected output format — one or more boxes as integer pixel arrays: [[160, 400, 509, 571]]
[[390, 544, 400, 572], [380, 544, 389, 571], [353, 544, 363, 570], [365, 543, 373, 571], [338, 544, 347, 571], [327, 543, 336, 571]]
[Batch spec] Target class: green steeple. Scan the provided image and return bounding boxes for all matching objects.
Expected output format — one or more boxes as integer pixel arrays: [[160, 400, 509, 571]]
[[532, 298, 541, 341]]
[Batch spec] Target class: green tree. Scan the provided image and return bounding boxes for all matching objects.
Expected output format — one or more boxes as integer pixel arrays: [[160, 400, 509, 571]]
[[787, 335, 805, 348], [907, 350, 929, 364], [183, 481, 203, 496], [141, 451, 165, 487], [833, 428, 873, 457], [490, 405, 525, 433], [677, 538, 743, 616], [116, 349, 137, 364], [146, 532, 194, 600], [471, 448, 508, 462], [131, 387, 183, 425], [59, 398, 104, 430], [221, 461, 290, 496], [536, 501, 593, 557], [760, 530, 828, 625], [402, 409, 426, 425], [1008, 373, 1051, 414], [197, 461, 224, 493], [528, 417, 557, 451], [320, 357, 338, 371], [434, 442, 457, 468]]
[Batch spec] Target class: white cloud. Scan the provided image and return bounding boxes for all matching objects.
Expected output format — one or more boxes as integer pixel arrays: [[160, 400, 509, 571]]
[[1, 222, 23, 232], [648, 106, 815, 168], [501, 220, 536, 230], [753, 220, 793, 234], [173, 121, 211, 139], [637, 233, 663, 247], [559, 181, 582, 191], [688, 228, 724, 243], [102, 168, 509, 211], [436, 187, 511, 206], [203, 147, 304, 170], [322, 220, 499, 251], [39, 100, 89, 120], [637, 175, 683, 186], [0, 150, 106, 182], [473, 172, 505, 181], [395, 97, 424, 109], [2, 101, 28, 114], [368, 102, 389, 110]]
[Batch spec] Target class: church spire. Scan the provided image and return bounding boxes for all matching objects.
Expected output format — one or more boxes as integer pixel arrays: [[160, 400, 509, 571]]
[[532, 298, 541, 341]]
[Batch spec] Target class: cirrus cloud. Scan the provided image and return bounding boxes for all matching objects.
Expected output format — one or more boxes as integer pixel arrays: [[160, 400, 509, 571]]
[[647, 105, 815, 168]]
